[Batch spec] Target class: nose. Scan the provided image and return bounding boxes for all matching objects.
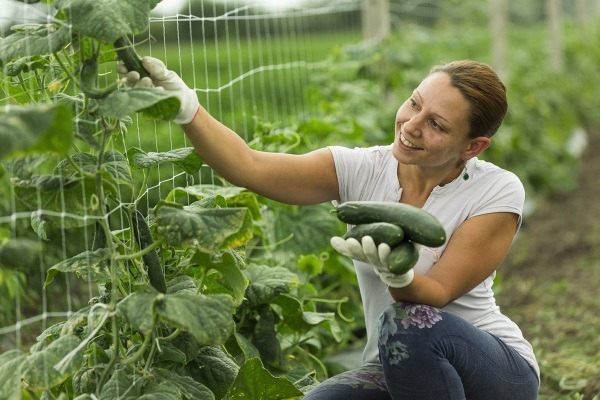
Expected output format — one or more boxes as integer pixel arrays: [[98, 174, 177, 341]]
[[402, 114, 423, 137]]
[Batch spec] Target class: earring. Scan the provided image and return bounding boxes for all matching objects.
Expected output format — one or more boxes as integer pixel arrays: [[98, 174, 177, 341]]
[[463, 171, 469, 180]]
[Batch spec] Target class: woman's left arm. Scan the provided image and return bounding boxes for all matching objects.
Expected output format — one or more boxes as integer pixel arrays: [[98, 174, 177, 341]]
[[388, 212, 519, 308]]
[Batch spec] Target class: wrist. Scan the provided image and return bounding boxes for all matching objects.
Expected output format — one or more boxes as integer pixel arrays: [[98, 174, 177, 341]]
[[377, 268, 415, 288], [173, 88, 200, 125]]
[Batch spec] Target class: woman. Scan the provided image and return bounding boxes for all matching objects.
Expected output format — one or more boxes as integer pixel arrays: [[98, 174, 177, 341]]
[[119, 58, 539, 399]]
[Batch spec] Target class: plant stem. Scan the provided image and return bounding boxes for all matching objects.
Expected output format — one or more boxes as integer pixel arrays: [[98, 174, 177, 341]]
[[160, 328, 181, 342], [96, 315, 120, 392], [122, 331, 152, 365], [143, 335, 158, 372], [116, 237, 166, 261]]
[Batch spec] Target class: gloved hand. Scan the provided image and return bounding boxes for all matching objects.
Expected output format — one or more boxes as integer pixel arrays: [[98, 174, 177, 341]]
[[117, 56, 200, 125], [330, 235, 415, 288]]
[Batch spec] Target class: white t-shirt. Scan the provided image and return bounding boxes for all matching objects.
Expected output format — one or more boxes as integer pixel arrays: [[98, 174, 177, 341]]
[[328, 144, 540, 379]]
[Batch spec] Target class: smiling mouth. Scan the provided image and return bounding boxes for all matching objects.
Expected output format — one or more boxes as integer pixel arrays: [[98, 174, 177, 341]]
[[400, 133, 423, 150]]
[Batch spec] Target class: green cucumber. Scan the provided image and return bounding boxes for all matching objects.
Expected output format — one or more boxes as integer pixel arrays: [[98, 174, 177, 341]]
[[114, 37, 150, 79], [387, 241, 419, 274], [336, 201, 446, 247], [131, 210, 167, 293], [342, 222, 404, 247]]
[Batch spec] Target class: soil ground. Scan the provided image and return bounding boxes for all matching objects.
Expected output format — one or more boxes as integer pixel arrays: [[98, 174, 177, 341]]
[[498, 129, 600, 399]]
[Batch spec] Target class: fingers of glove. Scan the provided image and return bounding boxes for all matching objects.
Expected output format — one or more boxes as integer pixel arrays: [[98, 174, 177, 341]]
[[345, 238, 368, 262], [330, 236, 353, 258], [141, 56, 170, 81], [123, 71, 141, 87], [378, 242, 391, 264], [137, 77, 155, 88], [116, 63, 129, 75], [361, 236, 382, 267]]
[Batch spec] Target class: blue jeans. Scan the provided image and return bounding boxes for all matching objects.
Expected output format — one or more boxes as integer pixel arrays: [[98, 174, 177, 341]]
[[304, 302, 538, 400]]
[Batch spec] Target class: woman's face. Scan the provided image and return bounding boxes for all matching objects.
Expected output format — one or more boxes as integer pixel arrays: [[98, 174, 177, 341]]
[[393, 72, 473, 169]]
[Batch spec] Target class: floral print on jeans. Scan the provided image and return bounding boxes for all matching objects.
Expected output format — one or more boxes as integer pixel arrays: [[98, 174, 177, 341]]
[[315, 364, 388, 391], [379, 302, 443, 365]]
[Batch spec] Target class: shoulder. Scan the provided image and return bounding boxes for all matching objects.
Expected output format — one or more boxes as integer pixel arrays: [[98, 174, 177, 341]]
[[328, 144, 393, 158], [468, 158, 525, 212], [328, 144, 394, 168], [471, 158, 524, 192]]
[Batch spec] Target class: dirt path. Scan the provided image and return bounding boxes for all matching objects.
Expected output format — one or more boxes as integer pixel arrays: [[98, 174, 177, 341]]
[[498, 129, 600, 398]]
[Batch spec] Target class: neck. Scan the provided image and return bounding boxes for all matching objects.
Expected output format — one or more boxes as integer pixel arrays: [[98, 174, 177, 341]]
[[397, 161, 466, 205]]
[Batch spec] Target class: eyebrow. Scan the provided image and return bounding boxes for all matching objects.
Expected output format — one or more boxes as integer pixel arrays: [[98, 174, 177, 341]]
[[414, 90, 454, 128]]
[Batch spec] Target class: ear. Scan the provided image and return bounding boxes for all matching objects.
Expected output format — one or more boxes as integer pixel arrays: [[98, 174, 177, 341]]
[[462, 137, 490, 161]]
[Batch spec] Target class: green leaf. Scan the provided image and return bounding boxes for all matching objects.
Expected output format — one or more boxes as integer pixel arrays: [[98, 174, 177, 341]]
[[155, 342, 187, 365], [131, 147, 203, 175], [253, 306, 290, 371], [98, 367, 141, 400], [154, 369, 215, 400], [166, 275, 198, 295], [102, 150, 134, 187], [228, 357, 303, 400], [0, 350, 27, 400], [97, 87, 180, 120], [0, 238, 43, 269], [0, 103, 73, 159], [13, 175, 103, 229], [243, 264, 299, 306], [190, 346, 238, 400], [55, 0, 161, 43], [171, 332, 202, 364], [117, 287, 159, 335], [272, 294, 328, 332], [232, 332, 261, 360], [297, 254, 324, 275], [191, 250, 248, 306], [155, 203, 253, 252], [0, 25, 70, 62], [166, 184, 262, 219], [45, 248, 113, 287], [155, 293, 235, 346], [3, 55, 51, 77], [1, 154, 50, 180], [22, 334, 83, 391], [55, 150, 133, 188], [138, 380, 181, 400]]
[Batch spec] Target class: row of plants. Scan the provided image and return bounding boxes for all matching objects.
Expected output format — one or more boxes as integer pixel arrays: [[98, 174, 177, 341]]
[[0, 0, 359, 399]]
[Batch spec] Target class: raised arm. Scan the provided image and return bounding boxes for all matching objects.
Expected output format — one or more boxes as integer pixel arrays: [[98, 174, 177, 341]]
[[182, 107, 340, 205], [122, 56, 340, 205]]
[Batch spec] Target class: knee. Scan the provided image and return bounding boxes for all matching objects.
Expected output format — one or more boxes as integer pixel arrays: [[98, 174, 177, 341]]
[[378, 302, 444, 346]]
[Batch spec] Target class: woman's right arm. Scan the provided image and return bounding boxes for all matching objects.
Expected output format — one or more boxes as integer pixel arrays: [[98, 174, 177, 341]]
[[124, 56, 340, 206]]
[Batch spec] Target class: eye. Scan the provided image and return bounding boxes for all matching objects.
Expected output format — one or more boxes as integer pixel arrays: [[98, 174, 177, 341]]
[[409, 98, 419, 109], [430, 119, 445, 132]]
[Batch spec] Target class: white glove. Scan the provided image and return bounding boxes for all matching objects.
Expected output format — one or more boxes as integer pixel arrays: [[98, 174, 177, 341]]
[[117, 56, 200, 125], [330, 235, 415, 288]]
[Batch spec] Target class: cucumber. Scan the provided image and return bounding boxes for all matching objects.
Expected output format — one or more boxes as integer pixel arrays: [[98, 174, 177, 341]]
[[342, 222, 404, 247], [114, 37, 150, 79], [131, 210, 167, 293], [336, 201, 446, 247], [387, 241, 419, 274]]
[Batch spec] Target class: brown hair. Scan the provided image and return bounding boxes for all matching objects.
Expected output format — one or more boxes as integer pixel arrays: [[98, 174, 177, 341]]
[[429, 60, 507, 138]]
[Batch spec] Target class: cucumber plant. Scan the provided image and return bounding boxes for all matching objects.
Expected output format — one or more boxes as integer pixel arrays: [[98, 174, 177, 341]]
[[0, 0, 348, 398]]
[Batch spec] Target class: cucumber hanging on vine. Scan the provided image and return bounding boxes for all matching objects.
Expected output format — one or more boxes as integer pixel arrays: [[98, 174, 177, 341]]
[[131, 209, 167, 293], [113, 36, 150, 79], [91, 205, 111, 250], [79, 54, 118, 99]]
